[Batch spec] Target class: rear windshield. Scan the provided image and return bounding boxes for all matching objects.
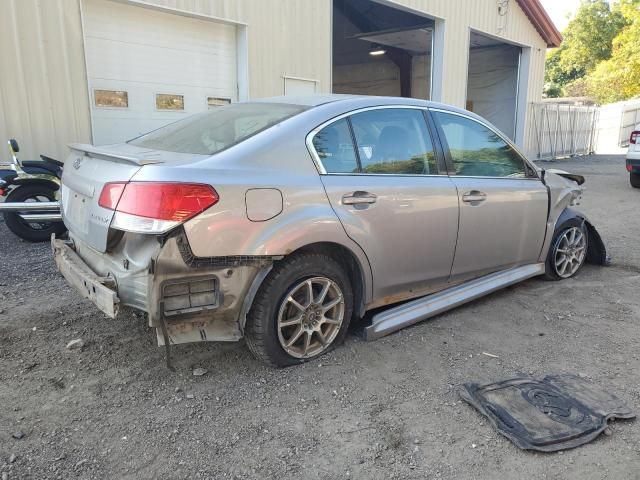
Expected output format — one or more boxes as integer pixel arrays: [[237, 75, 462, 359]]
[[128, 102, 308, 155]]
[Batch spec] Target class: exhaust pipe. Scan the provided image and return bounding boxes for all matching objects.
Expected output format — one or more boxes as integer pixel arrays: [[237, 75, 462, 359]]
[[0, 201, 60, 212], [0, 201, 62, 223], [18, 212, 63, 222]]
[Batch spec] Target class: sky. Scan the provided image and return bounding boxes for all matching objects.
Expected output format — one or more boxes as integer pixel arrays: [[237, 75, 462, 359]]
[[540, 0, 582, 32]]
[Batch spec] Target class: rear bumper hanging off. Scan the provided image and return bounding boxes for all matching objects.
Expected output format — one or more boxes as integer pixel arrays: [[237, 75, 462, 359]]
[[51, 236, 120, 318]]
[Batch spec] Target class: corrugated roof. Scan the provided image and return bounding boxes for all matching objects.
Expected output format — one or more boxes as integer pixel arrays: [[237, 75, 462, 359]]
[[516, 0, 563, 47]]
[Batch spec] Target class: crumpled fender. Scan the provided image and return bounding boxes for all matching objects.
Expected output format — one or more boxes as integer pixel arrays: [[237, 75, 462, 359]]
[[555, 208, 609, 266], [539, 169, 609, 266]]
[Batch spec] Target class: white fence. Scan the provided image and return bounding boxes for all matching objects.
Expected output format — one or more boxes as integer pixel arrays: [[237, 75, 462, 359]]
[[529, 103, 599, 160]]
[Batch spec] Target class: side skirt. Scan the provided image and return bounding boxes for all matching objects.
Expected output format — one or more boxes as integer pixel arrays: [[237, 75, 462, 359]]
[[365, 263, 546, 341]]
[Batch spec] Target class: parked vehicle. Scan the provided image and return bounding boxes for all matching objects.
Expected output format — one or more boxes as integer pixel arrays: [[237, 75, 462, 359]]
[[0, 139, 66, 241], [626, 124, 640, 188], [52, 96, 608, 367]]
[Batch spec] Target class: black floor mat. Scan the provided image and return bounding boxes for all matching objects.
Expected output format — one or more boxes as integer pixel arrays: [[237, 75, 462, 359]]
[[460, 374, 635, 452]]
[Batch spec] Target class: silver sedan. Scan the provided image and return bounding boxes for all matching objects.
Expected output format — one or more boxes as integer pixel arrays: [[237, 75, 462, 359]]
[[52, 95, 607, 367]]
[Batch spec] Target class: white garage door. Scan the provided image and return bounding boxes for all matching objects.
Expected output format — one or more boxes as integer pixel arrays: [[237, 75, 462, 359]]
[[83, 0, 238, 145]]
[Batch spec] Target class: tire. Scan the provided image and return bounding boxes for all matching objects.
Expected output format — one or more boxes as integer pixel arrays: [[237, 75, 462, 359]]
[[631, 172, 640, 189], [245, 253, 354, 368], [544, 219, 588, 281], [2, 184, 66, 242]]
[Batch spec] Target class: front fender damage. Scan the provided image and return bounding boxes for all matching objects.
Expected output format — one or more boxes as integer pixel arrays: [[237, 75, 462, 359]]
[[540, 169, 609, 266]]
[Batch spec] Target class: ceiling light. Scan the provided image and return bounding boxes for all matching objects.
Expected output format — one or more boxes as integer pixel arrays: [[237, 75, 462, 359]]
[[369, 45, 386, 56]]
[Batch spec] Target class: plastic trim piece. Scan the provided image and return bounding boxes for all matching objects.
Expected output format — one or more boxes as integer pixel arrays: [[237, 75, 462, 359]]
[[365, 263, 545, 340]]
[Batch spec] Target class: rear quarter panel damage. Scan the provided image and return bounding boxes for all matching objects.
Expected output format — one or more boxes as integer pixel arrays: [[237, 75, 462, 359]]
[[150, 233, 275, 345]]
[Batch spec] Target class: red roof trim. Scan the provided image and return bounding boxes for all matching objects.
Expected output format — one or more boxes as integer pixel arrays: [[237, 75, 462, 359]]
[[516, 0, 563, 48]]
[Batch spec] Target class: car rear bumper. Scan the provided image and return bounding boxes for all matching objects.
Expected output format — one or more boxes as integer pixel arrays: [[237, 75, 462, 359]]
[[52, 237, 120, 318], [52, 230, 277, 346], [626, 157, 640, 172]]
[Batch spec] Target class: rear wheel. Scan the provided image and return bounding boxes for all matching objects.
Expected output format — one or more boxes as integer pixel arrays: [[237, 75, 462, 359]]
[[245, 253, 353, 367], [2, 184, 66, 242], [545, 220, 588, 281], [630, 172, 640, 189]]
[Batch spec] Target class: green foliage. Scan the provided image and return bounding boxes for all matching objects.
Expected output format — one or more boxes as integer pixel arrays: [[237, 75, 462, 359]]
[[544, 0, 639, 102], [559, 1, 626, 74], [580, 1, 640, 103]]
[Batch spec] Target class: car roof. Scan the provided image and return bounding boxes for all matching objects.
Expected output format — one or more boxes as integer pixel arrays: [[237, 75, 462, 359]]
[[256, 94, 472, 117]]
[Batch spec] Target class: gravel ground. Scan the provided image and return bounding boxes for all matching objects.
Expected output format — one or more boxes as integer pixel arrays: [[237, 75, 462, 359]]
[[1, 154, 639, 480]]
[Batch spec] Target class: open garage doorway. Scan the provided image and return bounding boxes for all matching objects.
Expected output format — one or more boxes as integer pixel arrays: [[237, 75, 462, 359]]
[[332, 0, 434, 99], [466, 31, 522, 140]]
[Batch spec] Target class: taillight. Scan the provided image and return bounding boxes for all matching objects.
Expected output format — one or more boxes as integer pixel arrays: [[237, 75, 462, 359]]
[[98, 182, 127, 209], [627, 163, 633, 172], [98, 182, 218, 234], [630, 131, 640, 145]]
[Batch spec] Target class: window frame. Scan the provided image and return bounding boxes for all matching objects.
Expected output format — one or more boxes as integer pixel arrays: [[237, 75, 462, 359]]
[[428, 108, 539, 180], [306, 105, 448, 176], [155, 93, 185, 112], [93, 89, 129, 109], [207, 97, 232, 109]]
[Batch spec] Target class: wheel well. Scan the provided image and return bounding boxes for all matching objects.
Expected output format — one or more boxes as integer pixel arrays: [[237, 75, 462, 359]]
[[292, 242, 366, 319]]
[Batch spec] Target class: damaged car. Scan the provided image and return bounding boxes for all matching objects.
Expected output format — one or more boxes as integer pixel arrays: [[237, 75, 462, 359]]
[[52, 95, 608, 367]]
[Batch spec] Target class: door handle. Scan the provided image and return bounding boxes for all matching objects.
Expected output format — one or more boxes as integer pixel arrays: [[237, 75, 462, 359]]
[[342, 191, 377, 205], [462, 190, 487, 204]]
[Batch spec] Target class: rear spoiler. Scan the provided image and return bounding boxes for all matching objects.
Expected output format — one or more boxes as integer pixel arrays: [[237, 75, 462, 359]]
[[68, 143, 164, 165]]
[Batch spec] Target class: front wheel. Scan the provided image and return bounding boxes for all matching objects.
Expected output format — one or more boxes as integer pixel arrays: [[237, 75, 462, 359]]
[[630, 172, 640, 189], [2, 184, 66, 242], [245, 253, 353, 367], [544, 220, 588, 280]]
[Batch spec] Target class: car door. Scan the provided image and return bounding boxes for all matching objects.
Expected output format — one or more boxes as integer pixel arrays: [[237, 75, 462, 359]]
[[430, 109, 548, 281], [310, 106, 459, 301]]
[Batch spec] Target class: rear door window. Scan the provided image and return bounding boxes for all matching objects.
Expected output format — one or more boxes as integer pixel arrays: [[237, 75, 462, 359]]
[[349, 109, 438, 175], [311, 118, 359, 173]]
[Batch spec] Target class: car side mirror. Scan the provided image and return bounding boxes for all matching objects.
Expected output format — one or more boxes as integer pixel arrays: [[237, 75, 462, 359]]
[[9, 138, 19, 153]]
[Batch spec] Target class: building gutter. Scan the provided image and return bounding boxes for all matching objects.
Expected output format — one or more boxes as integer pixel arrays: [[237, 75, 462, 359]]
[[516, 0, 563, 48]]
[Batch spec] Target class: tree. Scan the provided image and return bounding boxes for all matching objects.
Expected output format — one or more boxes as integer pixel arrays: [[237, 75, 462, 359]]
[[544, 0, 627, 97], [582, 1, 640, 103]]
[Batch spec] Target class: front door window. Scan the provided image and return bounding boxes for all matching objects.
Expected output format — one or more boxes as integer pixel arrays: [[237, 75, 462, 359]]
[[432, 111, 526, 178]]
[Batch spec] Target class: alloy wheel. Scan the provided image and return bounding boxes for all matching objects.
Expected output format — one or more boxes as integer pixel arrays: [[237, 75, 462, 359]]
[[553, 226, 587, 278], [277, 276, 345, 359]]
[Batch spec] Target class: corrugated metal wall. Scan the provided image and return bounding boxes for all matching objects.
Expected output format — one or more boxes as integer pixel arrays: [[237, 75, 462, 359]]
[[0, 0, 92, 164], [0, 0, 546, 163], [0, 0, 332, 163]]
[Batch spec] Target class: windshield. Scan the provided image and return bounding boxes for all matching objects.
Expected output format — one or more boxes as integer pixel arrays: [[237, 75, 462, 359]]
[[128, 102, 308, 155]]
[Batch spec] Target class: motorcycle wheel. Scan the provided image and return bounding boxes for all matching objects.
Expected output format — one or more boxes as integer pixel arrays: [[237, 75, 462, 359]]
[[3, 184, 67, 242]]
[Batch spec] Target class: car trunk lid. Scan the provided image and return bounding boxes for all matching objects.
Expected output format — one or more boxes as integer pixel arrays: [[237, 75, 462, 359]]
[[61, 144, 167, 252], [62, 143, 213, 252]]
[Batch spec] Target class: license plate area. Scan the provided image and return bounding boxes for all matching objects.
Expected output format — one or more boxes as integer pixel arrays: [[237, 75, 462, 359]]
[[62, 185, 89, 234]]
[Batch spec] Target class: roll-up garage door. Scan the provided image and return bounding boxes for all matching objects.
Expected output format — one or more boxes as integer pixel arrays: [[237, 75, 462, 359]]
[[83, 0, 238, 145]]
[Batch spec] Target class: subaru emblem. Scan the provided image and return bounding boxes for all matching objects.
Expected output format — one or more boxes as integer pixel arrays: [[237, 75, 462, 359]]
[[73, 157, 82, 169]]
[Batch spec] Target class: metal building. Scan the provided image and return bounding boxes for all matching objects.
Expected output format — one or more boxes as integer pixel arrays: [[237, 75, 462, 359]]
[[0, 0, 560, 163]]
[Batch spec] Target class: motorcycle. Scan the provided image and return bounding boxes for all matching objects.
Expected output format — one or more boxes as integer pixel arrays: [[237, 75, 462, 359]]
[[0, 139, 66, 242]]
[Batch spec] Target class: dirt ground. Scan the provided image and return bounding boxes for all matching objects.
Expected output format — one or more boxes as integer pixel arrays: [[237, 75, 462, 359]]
[[1, 154, 639, 480]]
